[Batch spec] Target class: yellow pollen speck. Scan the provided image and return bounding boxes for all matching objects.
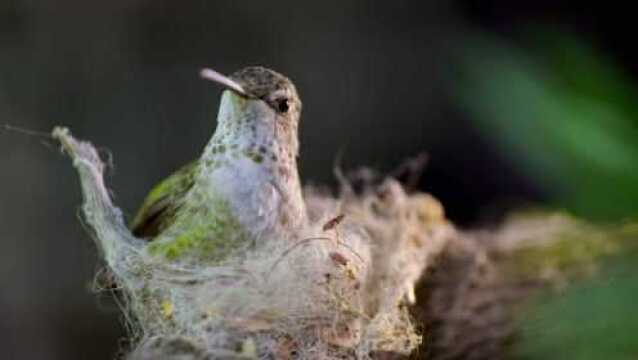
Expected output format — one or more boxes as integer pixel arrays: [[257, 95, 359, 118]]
[[204, 307, 219, 318], [240, 338, 257, 358], [161, 299, 174, 318], [345, 263, 359, 280]]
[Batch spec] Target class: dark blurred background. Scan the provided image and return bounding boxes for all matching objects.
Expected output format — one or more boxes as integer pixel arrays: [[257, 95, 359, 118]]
[[2, 1, 638, 359]]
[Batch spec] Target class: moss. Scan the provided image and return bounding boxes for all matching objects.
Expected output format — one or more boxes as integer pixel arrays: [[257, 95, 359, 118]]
[[500, 214, 622, 282]]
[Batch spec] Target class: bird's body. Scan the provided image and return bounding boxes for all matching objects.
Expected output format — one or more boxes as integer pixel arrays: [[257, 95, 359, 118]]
[[130, 67, 306, 263]]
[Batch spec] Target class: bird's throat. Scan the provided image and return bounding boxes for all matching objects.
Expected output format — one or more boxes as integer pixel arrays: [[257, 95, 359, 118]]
[[198, 129, 305, 240]]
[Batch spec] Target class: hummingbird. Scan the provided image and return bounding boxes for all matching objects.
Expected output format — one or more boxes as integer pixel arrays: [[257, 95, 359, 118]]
[[129, 66, 306, 263]]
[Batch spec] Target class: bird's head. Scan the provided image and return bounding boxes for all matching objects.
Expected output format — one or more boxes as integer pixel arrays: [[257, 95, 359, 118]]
[[201, 66, 302, 158]]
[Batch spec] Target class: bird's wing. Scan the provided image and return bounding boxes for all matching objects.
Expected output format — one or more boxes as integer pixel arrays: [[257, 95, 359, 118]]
[[129, 161, 198, 239]]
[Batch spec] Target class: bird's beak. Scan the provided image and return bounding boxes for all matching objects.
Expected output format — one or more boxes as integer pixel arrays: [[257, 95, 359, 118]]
[[200, 68, 248, 97]]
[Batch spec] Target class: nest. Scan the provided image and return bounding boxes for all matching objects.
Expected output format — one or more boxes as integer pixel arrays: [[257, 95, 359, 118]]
[[52, 127, 454, 359]]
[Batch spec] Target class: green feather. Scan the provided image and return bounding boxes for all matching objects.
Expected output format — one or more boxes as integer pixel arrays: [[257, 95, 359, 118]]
[[130, 160, 249, 262], [146, 195, 247, 261], [129, 161, 198, 239]]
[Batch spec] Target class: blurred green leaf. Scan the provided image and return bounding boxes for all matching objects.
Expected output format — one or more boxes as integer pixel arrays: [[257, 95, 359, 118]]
[[455, 33, 638, 219], [513, 255, 638, 360]]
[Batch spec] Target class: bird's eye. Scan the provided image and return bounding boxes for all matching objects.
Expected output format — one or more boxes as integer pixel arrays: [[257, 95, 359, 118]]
[[276, 98, 289, 113]]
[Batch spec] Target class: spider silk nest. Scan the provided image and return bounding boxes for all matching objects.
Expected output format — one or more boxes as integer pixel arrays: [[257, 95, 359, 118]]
[[52, 127, 455, 360]]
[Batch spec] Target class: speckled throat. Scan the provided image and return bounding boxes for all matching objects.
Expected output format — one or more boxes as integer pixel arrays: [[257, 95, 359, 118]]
[[196, 90, 306, 242]]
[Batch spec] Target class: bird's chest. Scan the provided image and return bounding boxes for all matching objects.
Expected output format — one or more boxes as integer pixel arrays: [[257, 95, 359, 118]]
[[206, 157, 284, 239]]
